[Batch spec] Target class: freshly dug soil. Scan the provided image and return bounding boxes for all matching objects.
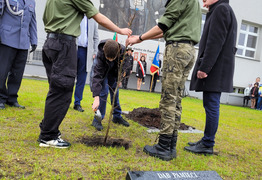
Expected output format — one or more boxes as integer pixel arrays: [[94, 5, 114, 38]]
[[125, 107, 195, 130], [79, 107, 194, 150], [79, 136, 131, 150]]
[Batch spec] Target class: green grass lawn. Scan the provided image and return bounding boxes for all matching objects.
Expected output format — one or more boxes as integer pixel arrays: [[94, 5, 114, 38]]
[[0, 78, 261, 179]]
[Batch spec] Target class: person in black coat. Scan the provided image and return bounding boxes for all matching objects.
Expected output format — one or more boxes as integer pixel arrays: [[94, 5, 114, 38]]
[[90, 39, 130, 131], [136, 56, 147, 90], [250, 82, 259, 109], [121, 47, 134, 89], [184, 0, 237, 154]]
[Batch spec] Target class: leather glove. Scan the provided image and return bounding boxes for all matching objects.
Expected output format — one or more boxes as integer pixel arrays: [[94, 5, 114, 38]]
[[30, 45, 37, 53]]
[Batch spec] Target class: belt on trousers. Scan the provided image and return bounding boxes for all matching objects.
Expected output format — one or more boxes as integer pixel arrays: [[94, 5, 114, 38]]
[[47, 33, 76, 41], [166, 40, 195, 46]]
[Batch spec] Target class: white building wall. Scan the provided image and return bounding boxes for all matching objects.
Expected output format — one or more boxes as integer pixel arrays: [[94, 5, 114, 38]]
[[26, 0, 262, 106], [230, 0, 262, 88]]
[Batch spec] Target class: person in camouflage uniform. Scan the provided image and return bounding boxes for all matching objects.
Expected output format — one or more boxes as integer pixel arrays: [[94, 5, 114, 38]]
[[126, 0, 201, 161]]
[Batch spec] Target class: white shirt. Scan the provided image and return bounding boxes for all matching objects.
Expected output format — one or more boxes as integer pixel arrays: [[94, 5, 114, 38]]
[[78, 16, 88, 47]]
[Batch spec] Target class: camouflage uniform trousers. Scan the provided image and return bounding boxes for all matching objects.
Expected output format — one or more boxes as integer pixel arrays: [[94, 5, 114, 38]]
[[159, 43, 196, 136]]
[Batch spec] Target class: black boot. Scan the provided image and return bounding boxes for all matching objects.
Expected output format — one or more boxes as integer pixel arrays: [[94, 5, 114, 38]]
[[143, 134, 173, 161], [171, 134, 177, 158]]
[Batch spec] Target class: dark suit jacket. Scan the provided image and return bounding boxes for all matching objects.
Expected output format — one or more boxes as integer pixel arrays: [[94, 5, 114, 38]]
[[123, 54, 134, 72], [190, 0, 237, 93]]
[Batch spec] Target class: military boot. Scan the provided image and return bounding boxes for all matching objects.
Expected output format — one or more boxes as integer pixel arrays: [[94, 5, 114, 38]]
[[171, 134, 177, 158], [143, 134, 173, 161]]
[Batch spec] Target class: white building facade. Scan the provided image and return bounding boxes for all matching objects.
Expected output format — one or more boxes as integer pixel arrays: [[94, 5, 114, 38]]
[[26, 0, 262, 105]]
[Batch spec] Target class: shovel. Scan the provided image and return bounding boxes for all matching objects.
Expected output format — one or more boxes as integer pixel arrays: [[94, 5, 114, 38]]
[[94, 109, 102, 122]]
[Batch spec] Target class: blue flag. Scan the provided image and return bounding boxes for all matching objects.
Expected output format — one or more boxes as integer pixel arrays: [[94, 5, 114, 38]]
[[150, 45, 160, 75]]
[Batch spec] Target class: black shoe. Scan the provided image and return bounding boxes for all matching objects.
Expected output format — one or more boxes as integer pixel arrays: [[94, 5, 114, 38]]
[[184, 141, 213, 154], [39, 137, 71, 148], [73, 105, 84, 112], [92, 119, 103, 131], [143, 134, 173, 161], [0, 103, 5, 110], [188, 139, 202, 146], [6, 102, 25, 109], [112, 116, 130, 127]]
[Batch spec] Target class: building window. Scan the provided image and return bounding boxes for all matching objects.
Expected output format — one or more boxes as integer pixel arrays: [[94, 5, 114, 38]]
[[133, 0, 142, 6], [233, 87, 244, 95], [237, 23, 259, 59]]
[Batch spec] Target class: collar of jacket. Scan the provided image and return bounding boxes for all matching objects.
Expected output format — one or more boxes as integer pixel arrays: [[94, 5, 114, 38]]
[[209, 0, 229, 12]]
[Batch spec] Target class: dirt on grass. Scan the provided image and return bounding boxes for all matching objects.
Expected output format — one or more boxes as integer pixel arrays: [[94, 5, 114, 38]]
[[80, 107, 194, 150], [125, 107, 195, 130]]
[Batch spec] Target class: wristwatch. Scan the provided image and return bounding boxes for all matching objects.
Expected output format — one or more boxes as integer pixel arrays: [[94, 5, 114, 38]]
[[139, 34, 144, 41]]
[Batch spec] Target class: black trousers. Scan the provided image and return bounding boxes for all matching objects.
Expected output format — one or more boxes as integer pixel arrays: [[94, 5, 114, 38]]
[[39, 37, 77, 141], [0, 43, 28, 103], [149, 73, 159, 92], [122, 70, 131, 89], [243, 96, 250, 106]]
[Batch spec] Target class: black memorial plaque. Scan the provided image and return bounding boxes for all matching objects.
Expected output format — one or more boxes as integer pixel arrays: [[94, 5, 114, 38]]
[[126, 171, 222, 180]]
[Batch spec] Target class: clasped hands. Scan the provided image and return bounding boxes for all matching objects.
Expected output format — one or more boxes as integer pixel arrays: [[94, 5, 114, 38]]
[[118, 28, 141, 47], [91, 32, 141, 111], [125, 35, 141, 46]]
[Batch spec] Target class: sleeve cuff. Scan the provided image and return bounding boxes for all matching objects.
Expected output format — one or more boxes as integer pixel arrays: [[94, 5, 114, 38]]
[[158, 23, 168, 34], [199, 65, 212, 74]]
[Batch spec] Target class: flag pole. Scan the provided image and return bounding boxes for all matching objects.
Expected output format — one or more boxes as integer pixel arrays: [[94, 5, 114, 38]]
[[150, 73, 154, 92], [150, 40, 160, 92]]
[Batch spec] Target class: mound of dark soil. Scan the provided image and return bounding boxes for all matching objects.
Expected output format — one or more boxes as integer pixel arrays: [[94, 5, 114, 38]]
[[79, 136, 131, 150], [125, 107, 195, 130]]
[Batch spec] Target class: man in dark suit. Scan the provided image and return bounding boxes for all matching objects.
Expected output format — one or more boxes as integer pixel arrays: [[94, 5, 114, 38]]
[[0, 0, 37, 110], [184, 0, 237, 154]]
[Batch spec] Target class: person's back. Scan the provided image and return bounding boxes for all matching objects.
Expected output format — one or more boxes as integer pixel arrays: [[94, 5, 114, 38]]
[[244, 86, 251, 96], [243, 85, 252, 107], [126, 0, 202, 161], [161, 0, 201, 43], [39, 0, 131, 148]]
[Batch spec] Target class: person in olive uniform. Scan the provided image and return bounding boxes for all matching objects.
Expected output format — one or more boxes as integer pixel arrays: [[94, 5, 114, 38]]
[[38, 0, 132, 148]]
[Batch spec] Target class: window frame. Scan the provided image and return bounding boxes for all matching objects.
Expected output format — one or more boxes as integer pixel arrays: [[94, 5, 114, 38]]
[[236, 22, 259, 59]]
